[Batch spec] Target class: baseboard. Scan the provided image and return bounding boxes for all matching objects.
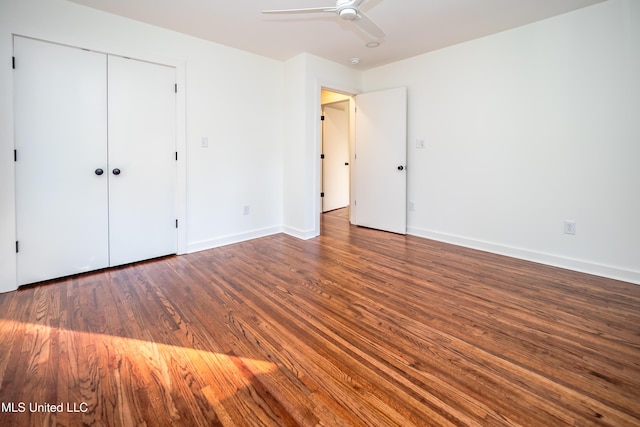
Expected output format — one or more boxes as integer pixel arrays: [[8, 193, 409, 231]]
[[408, 226, 640, 285], [282, 225, 318, 240], [187, 225, 283, 253]]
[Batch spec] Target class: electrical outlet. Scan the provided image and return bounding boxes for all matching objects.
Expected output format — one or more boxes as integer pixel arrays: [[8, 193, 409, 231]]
[[408, 201, 416, 212], [200, 137, 209, 148], [564, 220, 576, 235], [416, 139, 425, 149], [242, 205, 250, 216]]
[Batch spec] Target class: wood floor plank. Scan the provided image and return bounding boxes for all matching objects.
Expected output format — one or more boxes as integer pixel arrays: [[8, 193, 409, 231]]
[[0, 208, 639, 426]]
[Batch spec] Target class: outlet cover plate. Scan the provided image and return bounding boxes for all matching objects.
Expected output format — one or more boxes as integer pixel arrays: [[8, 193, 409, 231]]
[[564, 220, 576, 235]]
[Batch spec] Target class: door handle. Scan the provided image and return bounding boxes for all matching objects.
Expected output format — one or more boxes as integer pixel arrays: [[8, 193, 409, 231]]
[[112, 168, 121, 175], [397, 165, 404, 171], [95, 168, 104, 176]]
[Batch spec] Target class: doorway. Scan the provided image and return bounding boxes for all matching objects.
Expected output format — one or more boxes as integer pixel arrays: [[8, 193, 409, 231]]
[[320, 89, 354, 230], [319, 86, 408, 236]]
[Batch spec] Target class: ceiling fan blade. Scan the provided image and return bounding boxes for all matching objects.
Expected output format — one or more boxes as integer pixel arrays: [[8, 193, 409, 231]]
[[262, 7, 337, 15], [355, 11, 385, 39]]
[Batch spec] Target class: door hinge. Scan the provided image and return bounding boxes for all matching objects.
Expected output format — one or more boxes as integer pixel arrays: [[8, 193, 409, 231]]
[[174, 83, 177, 93], [320, 192, 324, 198], [175, 219, 178, 228], [320, 154, 325, 159], [175, 151, 178, 161], [14, 150, 17, 161], [12, 56, 15, 69], [320, 115, 325, 121], [15, 241, 19, 253]]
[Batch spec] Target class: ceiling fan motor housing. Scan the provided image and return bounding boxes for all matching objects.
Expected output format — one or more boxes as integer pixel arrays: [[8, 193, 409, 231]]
[[339, 8, 358, 21], [336, 0, 361, 21]]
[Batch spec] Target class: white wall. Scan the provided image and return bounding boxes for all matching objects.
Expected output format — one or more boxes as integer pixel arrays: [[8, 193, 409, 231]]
[[362, 0, 640, 284], [0, 0, 284, 292]]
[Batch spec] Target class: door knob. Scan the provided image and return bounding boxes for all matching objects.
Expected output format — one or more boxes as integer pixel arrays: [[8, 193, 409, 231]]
[[397, 165, 404, 171], [112, 168, 121, 175], [94, 168, 104, 176]]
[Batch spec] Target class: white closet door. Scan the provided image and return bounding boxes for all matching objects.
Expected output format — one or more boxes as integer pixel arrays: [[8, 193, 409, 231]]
[[14, 37, 109, 285], [107, 56, 177, 266]]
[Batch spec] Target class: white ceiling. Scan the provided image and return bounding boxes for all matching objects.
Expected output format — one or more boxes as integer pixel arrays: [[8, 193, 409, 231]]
[[67, 0, 606, 70]]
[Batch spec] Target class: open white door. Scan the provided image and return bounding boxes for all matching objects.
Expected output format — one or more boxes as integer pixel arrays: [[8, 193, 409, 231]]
[[322, 102, 350, 212], [354, 87, 407, 234], [107, 56, 177, 266], [14, 37, 109, 286]]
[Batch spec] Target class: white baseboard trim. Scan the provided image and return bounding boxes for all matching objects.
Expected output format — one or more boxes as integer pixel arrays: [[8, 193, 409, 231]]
[[186, 225, 283, 254], [282, 225, 318, 240], [408, 226, 640, 285]]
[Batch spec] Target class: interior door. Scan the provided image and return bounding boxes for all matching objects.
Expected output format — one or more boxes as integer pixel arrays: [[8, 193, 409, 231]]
[[14, 37, 109, 286], [354, 87, 407, 234], [322, 102, 350, 212], [107, 56, 177, 266]]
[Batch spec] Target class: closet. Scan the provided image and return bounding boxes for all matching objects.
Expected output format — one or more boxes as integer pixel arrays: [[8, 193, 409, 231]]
[[14, 36, 177, 286]]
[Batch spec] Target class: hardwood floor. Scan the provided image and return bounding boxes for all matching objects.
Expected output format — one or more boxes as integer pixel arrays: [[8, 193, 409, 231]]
[[1, 208, 639, 426]]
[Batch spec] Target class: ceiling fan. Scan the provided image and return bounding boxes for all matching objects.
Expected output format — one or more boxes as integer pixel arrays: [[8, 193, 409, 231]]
[[262, 0, 385, 40]]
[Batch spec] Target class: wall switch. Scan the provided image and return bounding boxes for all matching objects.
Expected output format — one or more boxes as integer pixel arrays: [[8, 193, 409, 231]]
[[416, 139, 425, 149], [564, 220, 576, 235], [242, 205, 250, 216], [201, 137, 209, 148]]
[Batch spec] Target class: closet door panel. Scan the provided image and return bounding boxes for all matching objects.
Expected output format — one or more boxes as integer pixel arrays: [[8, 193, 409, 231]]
[[107, 56, 177, 266], [14, 37, 109, 285]]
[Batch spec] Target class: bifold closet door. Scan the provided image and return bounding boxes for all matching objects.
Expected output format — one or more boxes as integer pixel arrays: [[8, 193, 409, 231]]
[[107, 56, 177, 266], [14, 37, 109, 286]]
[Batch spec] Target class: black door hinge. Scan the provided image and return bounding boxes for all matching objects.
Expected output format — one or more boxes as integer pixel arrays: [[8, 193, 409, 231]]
[[16, 241, 19, 253], [175, 219, 178, 228], [320, 154, 325, 159], [174, 83, 177, 93], [320, 115, 325, 121], [320, 192, 324, 198], [14, 150, 17, 161], [12, 57, 15, 69], [175, 152, 178, 161]]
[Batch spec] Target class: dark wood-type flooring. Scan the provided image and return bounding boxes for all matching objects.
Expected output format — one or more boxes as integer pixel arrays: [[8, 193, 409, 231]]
[[1, 208, 639, 426]]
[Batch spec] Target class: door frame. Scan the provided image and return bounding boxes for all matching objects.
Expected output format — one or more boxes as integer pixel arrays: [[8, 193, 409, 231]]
[[316, 84, 358, 234]]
